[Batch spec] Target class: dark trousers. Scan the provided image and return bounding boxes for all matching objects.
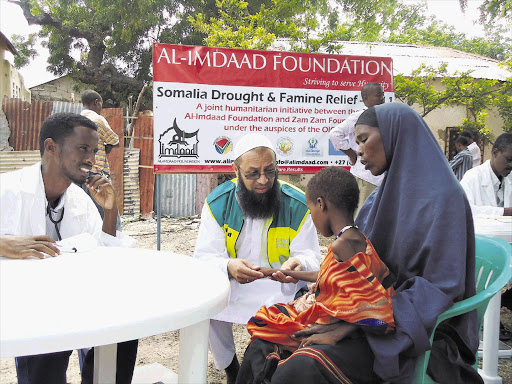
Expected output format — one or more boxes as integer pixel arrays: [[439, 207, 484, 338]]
[[16, 340, 138, 384]]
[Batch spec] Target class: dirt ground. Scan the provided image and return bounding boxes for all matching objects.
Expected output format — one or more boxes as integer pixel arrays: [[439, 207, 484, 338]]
[[1, 215, 511, 384]]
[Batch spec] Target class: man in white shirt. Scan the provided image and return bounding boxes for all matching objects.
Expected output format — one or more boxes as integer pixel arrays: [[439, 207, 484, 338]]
[[0, 113, 137, 384], [460, 132, 512, 216], [460, 131, 481, 167], [194, 133, 321, 384], [329, 83, 385, 212]]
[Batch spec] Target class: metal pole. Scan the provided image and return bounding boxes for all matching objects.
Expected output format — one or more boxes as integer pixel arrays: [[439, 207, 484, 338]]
[[157, 174, 161, 250]]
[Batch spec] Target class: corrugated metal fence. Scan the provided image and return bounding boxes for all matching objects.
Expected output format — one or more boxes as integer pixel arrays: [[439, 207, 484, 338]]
[[2, 99, 53, 151], [1, 98, 217, 217]]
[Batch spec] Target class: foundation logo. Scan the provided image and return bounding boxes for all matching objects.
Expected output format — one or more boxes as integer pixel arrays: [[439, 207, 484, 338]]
[[158, 118, 199, 158], [214, 136, 232, 155], [276, 137, 294, 156], [304, 137, 322, 157]]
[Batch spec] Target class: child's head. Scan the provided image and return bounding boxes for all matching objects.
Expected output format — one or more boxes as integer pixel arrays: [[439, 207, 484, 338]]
[[306, 167, 359, 235]]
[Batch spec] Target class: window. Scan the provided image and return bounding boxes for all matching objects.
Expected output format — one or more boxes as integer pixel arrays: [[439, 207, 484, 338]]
[[445, 127, 484, 161]]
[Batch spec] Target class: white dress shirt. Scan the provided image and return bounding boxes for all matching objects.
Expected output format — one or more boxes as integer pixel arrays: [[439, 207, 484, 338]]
[[468, 142, 481, 167], [0, 163, 135, 249], [329, 110, 385, 186], [460, 160, 512, 216]]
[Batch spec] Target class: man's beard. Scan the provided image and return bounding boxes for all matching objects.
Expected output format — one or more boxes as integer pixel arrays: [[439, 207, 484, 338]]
[[60, 160, 88, 185], [237, 175, 280, 219]]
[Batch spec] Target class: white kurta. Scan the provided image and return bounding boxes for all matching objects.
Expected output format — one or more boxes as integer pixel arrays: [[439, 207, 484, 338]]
[[460, 160, 512, 216], [194, 203, 321, 324], [0, 162, 135, 249]]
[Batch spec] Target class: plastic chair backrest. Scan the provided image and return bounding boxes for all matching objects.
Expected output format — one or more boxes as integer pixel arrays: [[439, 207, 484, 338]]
[[412, 235, 512, 384]]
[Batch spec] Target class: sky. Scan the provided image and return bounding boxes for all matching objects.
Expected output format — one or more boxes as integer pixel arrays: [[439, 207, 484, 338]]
[[0, 0, 496, 88]]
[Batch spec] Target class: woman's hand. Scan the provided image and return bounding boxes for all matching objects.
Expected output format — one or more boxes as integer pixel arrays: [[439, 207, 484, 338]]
[[298, 332, 340, 348], [294, 322, 357, 348]]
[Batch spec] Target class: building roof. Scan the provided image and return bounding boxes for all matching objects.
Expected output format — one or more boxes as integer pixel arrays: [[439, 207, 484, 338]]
[[273, 40, 511, 81], [0, 31, 18, 56]]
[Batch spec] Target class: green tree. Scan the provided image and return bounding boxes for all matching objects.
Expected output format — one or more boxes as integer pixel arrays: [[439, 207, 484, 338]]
[[8, 0, 212, 106], [395, 63, 511, 139], [189, 0, 337, 52], [459, 0, 511, 24], [189, 0, 512, 61], [10, 33, 38, 68], [494, 61, 512, 132], [189, 0, 420, 52], [394, 63, 454, 118]]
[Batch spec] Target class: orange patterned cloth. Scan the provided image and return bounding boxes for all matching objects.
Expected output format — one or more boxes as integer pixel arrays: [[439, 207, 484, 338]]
[[247, 237, 395, 349]]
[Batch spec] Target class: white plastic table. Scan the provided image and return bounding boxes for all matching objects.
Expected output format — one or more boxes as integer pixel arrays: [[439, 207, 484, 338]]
[[0, 247, 230, 384], [473, 215, 512, 384]]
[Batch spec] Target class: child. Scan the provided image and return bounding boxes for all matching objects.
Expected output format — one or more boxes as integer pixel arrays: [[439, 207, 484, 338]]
[[247, 167, 395, 352]]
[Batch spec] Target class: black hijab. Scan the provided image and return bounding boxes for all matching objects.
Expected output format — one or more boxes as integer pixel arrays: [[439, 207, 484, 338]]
[[356, 103, 478, 382]]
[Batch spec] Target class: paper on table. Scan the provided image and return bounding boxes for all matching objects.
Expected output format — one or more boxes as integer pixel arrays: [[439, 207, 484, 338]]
[[57, 233, 98, 253], [475, 215, 512, 222]]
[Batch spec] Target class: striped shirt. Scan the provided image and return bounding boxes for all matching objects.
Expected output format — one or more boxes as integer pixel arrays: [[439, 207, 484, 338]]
[[80, 109, 119, 174], [450, 148, 473, 181]]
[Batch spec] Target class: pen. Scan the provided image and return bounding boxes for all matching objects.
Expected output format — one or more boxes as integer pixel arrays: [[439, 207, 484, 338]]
[[57, 245, 77, 253]]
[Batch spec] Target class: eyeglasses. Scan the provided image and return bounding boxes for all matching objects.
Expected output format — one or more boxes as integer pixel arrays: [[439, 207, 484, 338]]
[[237, 165, 278, 180]]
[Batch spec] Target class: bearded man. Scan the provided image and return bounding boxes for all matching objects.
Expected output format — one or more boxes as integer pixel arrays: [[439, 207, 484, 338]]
[[194, 133, 321, 384]]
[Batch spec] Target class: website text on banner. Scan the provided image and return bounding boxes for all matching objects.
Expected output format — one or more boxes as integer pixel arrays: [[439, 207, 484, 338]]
[[153, 43, 394, 174]]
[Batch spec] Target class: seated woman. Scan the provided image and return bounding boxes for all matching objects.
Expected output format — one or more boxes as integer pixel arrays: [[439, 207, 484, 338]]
[[246, 167, 395, 357], [236, 103, 480, 384]]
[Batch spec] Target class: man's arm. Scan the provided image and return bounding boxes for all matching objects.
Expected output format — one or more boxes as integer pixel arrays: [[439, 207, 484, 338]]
[[342, 148, 357, 166], [97, 116, 120, 146], [0, 170, 61, 259], [449, 153, 463, 171], [105, 143, 120, 154], [194, 204, 264, 284], [329, 114, 359, 165]]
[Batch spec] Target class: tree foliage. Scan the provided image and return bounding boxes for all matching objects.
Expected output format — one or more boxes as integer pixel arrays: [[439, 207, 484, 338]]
[[9, 0, 512, 116], [191, 0, 511, 139], [459, 0, 512, 24], [9, 0, 193, 106], [395, 63, 511, 139], [11, 33, 38, 68]]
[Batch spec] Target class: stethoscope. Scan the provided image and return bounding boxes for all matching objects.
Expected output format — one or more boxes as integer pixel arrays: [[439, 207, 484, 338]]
[[46, 204, 64, 241]]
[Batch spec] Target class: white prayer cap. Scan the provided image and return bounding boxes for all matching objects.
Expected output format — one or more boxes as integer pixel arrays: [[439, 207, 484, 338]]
[[234, 133, 275, 160]]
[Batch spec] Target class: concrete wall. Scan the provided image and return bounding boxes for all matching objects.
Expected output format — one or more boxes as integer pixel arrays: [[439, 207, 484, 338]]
[[0, 43, 30, 102], [0, 108, 13, 151], [30, 75, 88, 103]]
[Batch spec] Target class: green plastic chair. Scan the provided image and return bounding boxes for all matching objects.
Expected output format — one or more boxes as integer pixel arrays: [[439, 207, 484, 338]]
[[412, 234, 512, 384]]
